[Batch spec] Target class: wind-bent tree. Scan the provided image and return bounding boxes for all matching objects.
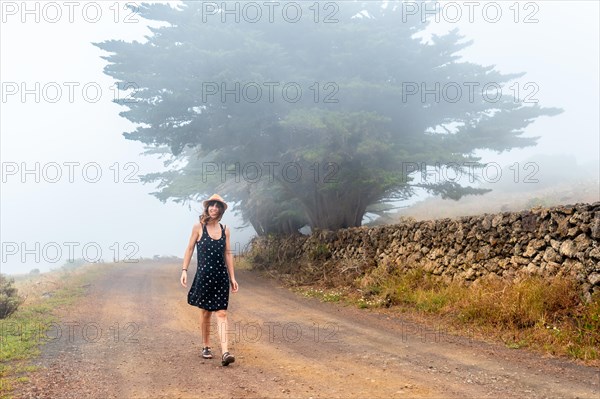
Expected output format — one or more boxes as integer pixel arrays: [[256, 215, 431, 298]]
[[96, 1, 561, 232]]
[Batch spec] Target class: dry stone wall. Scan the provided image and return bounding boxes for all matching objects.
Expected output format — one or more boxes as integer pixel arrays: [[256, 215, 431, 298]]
[[251, 202, 600, 298]]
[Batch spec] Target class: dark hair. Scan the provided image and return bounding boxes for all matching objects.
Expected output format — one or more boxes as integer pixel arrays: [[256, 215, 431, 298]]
[[200, 200, 224, 224]]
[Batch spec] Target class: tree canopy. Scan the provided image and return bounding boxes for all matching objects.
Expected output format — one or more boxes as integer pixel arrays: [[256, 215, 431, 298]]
[[95, 1, 561, 233]]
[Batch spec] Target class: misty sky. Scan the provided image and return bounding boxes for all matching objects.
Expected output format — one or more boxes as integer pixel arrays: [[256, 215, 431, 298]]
[[1, 1, 599, 274]]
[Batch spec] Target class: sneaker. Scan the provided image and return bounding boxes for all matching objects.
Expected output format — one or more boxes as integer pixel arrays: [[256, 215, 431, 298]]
[[201, 347, 213, 359], [221, 351, 235, 366]]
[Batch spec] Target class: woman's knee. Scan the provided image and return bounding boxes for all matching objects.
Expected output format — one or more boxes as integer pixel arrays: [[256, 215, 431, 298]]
[[215, 310, 227, 319]]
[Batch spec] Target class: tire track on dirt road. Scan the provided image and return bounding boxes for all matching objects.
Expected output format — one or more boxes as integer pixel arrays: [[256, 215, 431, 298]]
[[14, 262, 600, 398]]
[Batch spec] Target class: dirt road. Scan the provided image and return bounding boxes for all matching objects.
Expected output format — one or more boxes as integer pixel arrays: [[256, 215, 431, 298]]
[[15, 262, 600, 398]]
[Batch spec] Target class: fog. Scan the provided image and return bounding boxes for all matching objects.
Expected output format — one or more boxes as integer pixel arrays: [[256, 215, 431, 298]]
[[1, 1, 598, 274]]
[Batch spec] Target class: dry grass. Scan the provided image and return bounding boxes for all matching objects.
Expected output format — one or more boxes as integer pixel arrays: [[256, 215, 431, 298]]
[[252, 250, 600, 364], [353, 264, 600, 363]]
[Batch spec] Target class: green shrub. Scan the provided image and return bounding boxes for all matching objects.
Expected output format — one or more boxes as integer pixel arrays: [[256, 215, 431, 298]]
[[0, 274, 24, 319], [309, 243, 331, 261]]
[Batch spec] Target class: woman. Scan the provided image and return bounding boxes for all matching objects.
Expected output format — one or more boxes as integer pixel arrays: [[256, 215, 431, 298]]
[[180, 193, 239, 366]]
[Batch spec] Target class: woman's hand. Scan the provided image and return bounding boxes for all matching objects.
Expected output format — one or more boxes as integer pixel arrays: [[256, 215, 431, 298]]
[[180, 270, 187, 288], [230, 279, 239, 293]]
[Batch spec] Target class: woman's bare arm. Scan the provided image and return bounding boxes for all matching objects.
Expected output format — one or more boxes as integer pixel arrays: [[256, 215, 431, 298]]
[[224, 226, 238, 292], [180, 222, 201, 288]]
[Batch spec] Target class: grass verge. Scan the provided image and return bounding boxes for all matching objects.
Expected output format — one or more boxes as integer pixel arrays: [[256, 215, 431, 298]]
[[0, 264, 115, 398], [275, 263, 599, 365]]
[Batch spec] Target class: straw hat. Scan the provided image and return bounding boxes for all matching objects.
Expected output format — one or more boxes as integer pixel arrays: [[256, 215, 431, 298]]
[[202, 193, 228, 211]]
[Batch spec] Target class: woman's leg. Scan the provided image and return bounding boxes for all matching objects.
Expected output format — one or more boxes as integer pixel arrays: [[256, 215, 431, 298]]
[[215, 310, 229, 354], [200, 309, 212, 347]]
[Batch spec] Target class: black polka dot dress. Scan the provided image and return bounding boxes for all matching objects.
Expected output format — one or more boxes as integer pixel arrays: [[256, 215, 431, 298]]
[[187, 223, 230, 311]]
